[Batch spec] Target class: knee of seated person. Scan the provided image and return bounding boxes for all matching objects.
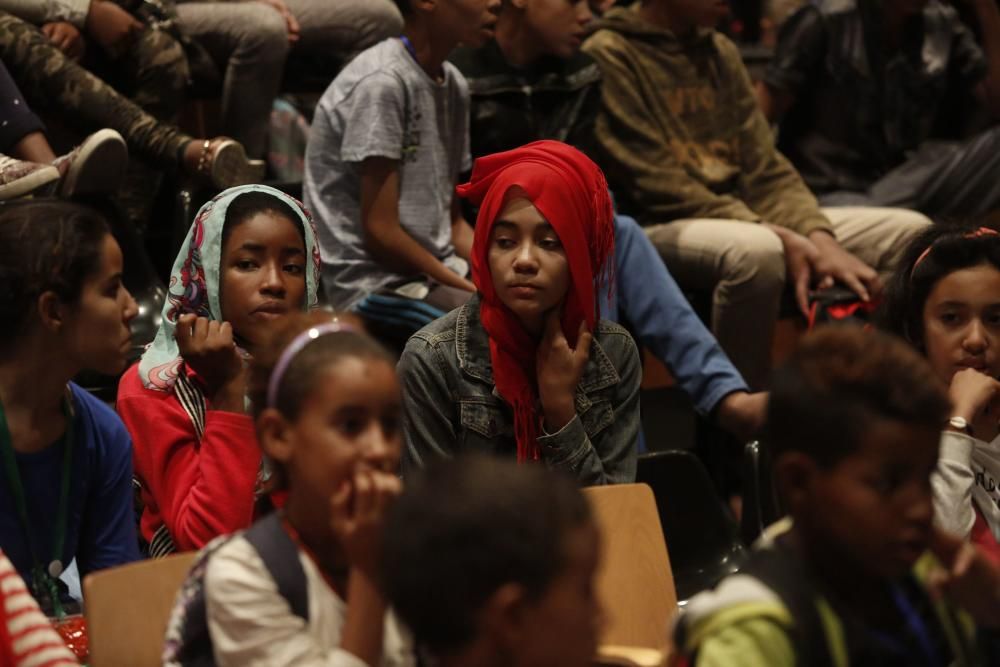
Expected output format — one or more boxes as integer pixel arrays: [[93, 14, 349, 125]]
[[239, 6, 293, 59], [893, 209, 933, 231], [719, 226, 786, 288]]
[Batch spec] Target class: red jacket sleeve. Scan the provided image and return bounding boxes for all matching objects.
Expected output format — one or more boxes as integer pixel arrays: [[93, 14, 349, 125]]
[[117, 364, 261, 551]]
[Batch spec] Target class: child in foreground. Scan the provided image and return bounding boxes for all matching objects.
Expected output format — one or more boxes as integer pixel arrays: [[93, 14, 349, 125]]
[[381, 455, 602, 667], [675, 326, 988, 665], [164, 313, 412, 666]]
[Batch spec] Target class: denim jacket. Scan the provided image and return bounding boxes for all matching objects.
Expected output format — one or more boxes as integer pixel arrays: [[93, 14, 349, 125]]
[[398, 297, 640, 485]]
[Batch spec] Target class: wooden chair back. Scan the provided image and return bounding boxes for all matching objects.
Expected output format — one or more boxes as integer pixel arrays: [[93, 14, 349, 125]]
[[84, 552, 197, 667], [584, 483, 678, 651]]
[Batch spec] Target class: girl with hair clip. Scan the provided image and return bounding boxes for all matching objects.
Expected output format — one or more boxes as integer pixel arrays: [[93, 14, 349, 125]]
[[117, 184, 322, 556], [398, 140, 641, 485], [165, 312, 412, 666], [0, 200, 139, 617], [879, 224, 1000, 557]]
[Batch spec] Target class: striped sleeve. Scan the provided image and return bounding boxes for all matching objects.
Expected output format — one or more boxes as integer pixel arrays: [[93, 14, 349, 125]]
[[0, 552, 78, 667]]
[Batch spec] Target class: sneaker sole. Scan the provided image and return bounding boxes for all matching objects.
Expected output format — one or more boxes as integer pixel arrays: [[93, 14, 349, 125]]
[[0, 165, 60, 200], [210, 140, 266, 189], [59, 129, 128, 197]]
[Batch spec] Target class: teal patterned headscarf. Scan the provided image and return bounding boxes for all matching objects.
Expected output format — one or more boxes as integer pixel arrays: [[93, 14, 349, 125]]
[[138, 185, 321, 392]]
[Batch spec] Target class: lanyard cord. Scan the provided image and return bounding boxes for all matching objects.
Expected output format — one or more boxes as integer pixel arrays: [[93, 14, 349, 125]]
[[867, 583, 941, 665], [399, 34, 417, 61], [890, 583, 941, 666], [0, 391, 74, 619]]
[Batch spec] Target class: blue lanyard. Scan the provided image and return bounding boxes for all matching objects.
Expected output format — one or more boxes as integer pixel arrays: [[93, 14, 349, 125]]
[[399, 35, 417, 61], [867, 584, 941, 665]]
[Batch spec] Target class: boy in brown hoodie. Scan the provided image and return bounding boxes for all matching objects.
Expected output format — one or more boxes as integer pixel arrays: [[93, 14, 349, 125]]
[[583, 0, 930, 389]]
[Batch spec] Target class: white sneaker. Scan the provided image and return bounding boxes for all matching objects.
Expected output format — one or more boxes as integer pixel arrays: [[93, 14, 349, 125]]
[[0, 155, 60, 200], [52, 129, 128, 197]]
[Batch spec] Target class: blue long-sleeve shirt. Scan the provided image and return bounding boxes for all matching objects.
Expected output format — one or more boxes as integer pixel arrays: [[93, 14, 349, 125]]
[[0, 383, 140, 598]]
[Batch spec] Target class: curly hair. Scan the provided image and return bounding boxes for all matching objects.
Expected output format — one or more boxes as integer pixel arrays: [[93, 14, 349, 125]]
[[768, 326, 950, 468]]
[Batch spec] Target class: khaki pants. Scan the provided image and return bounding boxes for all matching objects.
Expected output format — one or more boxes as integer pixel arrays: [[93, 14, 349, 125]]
[[643, 207, 931, 389]]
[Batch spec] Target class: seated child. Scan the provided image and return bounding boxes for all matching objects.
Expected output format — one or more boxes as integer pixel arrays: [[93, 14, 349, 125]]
[[0, 200, 139, 614], [381, 455, 602, 667], [397, 140, 641, 485], [675, 326, 982, 664], [117, 185, 322, 555], [878, 225, 1000, 556], [304, 0, 501, 325], [164, 312, 413, 666]]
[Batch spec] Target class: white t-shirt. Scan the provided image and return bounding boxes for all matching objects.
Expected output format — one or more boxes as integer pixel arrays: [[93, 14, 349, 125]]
[[932, 430, 1000, 541], [304, 38, 472, 310], [204, 534, 414, 667]]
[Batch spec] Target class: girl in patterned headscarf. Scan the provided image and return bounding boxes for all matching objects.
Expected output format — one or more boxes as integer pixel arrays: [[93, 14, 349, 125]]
[[118, 184, 322, 556]]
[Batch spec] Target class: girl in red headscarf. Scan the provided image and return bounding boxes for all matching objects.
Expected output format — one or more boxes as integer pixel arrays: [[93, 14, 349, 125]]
[[397, 140, 641, 485]]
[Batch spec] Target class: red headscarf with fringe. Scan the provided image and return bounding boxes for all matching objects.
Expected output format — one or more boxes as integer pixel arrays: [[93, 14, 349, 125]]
[[455, 141, 615, 464]]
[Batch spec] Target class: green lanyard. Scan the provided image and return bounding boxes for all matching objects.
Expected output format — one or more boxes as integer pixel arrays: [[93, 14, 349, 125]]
[[0, 391, 74, 619]]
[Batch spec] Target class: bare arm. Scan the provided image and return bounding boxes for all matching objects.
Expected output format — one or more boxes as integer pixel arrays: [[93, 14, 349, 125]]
[[360, 157, 475, 292]]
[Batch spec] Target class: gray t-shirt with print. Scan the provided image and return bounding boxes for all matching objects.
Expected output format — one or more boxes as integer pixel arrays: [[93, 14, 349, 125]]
[[304, 38, 472, 310]]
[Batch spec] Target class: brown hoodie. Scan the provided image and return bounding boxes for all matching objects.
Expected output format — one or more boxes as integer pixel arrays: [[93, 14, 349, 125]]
[[583, 3, 832, 237]]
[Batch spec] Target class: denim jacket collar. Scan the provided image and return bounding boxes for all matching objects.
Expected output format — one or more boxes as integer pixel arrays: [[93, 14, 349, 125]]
[[454, 297, 621, 401]]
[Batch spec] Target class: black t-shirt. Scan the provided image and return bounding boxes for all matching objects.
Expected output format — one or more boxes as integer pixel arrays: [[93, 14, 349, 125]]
[[765, 0, 987, 194]]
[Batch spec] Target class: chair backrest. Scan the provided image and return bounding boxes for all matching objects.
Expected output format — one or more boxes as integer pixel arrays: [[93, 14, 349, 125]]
[[635, 451, 746, 602], [84, 552, 197, 667], [583, 483, 677, 651], [741, 440, 785, 546]]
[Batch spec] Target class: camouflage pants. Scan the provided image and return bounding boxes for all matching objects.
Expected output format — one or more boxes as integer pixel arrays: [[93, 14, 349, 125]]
[[0, 10, 191, 170]]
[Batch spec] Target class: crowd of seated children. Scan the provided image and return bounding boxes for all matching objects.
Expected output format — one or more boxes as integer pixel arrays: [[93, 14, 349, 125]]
[[0, 201, 139, 616], [760, 0, 1000, 218], [583, 0, 931, 390], [164, 312, 413, 666], [117, 185, 321, 555], [675, 326, 989, 665], [304, 0, 500, 331], [5, 0, 1000, 664], [878, 224, 1000, 560], [382, 455, 602, 667], [450, 0, 766, 445], [398, 141, 641, 485]]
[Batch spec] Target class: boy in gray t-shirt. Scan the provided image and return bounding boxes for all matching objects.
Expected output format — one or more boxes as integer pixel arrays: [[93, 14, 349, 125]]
[[305, 0, 501, 312]]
